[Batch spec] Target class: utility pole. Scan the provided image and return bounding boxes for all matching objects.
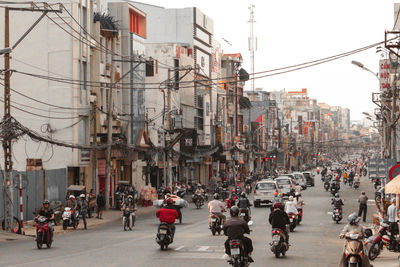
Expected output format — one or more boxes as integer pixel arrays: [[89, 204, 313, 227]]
[[2, 5, 60, 231], [165, 69, 172, 188], [91, 99, 97, 193], [105, 38, 115, 209], [248, 4, 256, 92]]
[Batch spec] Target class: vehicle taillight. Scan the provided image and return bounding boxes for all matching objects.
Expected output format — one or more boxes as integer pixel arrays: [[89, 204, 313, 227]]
[[273, 230, 280, 234], [231, 241, 240, 246], [254, 190, 257, 194]]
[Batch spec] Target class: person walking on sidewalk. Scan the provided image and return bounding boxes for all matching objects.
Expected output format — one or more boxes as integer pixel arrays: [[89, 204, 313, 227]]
[[358, 191, 368, 222], [79, 194, 88, 230], [97, 190, 106, 219], [387, 198, 398, 242]]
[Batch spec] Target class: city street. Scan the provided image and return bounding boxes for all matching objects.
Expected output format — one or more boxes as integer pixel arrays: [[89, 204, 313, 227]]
[[0, 173, 377, 267]]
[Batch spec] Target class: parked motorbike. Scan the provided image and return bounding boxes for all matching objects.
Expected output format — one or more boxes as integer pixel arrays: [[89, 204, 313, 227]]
[[368, 221, 400, 261], [374, 179, 381, 190], [332, 207, 342, 223], [288, 213, 297, 232], [342, 231, 364, 266], [35, 216, 52, 249], [192, 194, 203, 209], [122, 208, 135, 231], [156, 222, 173, 250], [210, 213, 222, 236], [62, 207, 79, 230], [270, 228, 288, 258]]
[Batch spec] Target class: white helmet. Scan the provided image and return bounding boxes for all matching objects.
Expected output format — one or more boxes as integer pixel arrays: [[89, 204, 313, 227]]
[[69, 195, 75, 199], [289, 196, 294, 201], [80, 194, 85, 198]]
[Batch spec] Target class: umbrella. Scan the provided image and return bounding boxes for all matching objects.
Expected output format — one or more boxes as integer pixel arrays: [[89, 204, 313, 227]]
[[384, 174, 400, 194]]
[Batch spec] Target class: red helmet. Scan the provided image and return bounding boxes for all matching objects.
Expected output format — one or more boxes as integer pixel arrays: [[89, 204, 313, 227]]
[[232, 189, 235, 193], [273, 202, 281, 209], [164, 198, 174, 205]]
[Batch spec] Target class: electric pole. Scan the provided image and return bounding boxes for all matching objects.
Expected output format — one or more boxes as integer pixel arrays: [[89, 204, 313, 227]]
[[248, 4, 256, 92], [91, 99, 97, 193]]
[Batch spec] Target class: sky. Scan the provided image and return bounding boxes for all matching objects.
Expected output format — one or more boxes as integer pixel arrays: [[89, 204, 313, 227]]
[[136, 0, 397, 120]]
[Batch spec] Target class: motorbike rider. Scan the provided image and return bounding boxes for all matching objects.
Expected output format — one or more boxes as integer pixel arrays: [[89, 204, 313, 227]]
[[194, 184, 205, 204], [156, 198, 179, 242], [229, 189, 238, 207], [237, 192, 251, 221], [37, 200, 54, 240], [339, 213, 372, 267], [208, 193, 226, 228], [295, 192, 304, 210], [269, 202, 290, 243], [223, 206, 254, 263], [284, 196, 298, 216], [67, 195, 78, 223], [121, 195, 137, 227], [348, 170, 355, 185], [331, 193, 344, 211]]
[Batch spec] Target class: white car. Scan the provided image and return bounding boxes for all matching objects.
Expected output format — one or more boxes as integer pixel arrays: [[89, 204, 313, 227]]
[[275, 176, 294, 195], [253, 180, 279, 207], [291, 172, 307, 190]]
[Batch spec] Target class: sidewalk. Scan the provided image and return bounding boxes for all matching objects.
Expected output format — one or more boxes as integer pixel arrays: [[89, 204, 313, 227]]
[[373, 249, 399, 267], [2, 205, 156, 240]]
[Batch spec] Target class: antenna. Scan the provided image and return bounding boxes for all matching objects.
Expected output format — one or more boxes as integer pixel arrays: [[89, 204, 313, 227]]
[[248, 4, 256, 91]]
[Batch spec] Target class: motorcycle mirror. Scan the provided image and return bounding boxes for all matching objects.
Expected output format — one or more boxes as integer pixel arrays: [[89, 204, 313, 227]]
[[248, 221, 253, 226]]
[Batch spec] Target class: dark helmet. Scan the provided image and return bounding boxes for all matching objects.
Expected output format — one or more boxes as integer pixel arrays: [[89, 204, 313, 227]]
[[43, 200, 50, 205], [213, 193, 219, 199], [273, 202, 281, 209], [230, 206, 240, 217], [240, 192, 246, 198]]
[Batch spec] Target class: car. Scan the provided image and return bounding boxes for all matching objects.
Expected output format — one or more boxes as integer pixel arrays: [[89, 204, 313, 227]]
[[291, 172, 307, 190], [253, 180, 279, 207], [302, 172, 315, 186], [275, 176, 294, 195]]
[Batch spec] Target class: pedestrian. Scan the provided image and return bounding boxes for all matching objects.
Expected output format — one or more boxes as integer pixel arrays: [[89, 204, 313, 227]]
[[96, 190, 106, 219], [79, 194, 88, 230], [387, 198, 398, 242], [358, 191, 368, 222]]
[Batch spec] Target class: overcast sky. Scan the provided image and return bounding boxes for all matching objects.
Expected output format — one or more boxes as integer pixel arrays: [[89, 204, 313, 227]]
[[137, 0, 397, 120]]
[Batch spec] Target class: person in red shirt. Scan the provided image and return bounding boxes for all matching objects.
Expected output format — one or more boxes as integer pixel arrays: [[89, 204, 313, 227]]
[[156, 198, 179, 242]]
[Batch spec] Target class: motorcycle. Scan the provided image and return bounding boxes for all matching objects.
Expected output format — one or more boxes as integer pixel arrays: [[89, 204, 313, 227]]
[[210, 213, 222, 236], [270, 228, 288, 258], [122, 208, 135, 231], [297, 208, 303, 225], [374, 179, 381, 190], [157, 186, 165, 200], [156, 222, 173, 250], [330, 184, 338, 196], [332, 207, 342, 223], [342, 231, 364, 267], [353, 181, 360, 189], [174, 186, 186, 198], [228, 239, 250, 267], [245, 184, 251, 195], [35, 216, 52, 249], [192, 194, 203, 209], [239, 208, 251, 223], [368, 221, 400, 261], [324, 181, 330, 191], [62, 207, 79, 230], [288, 213, 297, 232], [363, 169, 367, 177]]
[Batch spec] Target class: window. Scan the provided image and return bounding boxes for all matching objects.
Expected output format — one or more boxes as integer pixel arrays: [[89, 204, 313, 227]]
[[81, 6, 87, 32], [146, 61, 154, 77], [129, 9, 146, 38]]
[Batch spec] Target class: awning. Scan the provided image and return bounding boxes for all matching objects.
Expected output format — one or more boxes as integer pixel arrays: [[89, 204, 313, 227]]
[[385, 174, 400, 194]]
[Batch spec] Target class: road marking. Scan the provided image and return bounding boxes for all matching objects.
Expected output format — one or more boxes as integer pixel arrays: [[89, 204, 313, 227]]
[[197, 246, 210, 251], [175, 245, 185, 251], [171, 252, 225, 260], [327, 212, 333, 215], [368, 200, 375, 203]]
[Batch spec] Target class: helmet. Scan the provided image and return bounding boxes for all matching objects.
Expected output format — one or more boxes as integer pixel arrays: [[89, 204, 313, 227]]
[[213, 193, 219, 199], [240, 192, 246, 198], [347, 212, 360, 225], [335, 193, 340, 198], [127, 195, 133, 201], [43, 200, 50, 205], [273, 202, 281, 209], [230, 206, 240, 217], [80, 194, 85, 198], [273, 191, 278, 196], [164, 198, 174, 206], [288, 196, 294, 201], [232, 189, 235, 193], [69, 195, 75, 199]]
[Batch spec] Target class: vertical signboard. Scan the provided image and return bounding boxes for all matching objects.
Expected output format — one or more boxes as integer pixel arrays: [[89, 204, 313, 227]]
[[379, 59, 390, 91]]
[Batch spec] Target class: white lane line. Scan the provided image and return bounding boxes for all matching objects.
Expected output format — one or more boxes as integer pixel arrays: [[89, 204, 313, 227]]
[[171, 252, 225, 260], [197, 246, 210, 251], [367, 200, 375, 203], [175, 245, 185, 251], [327, 212, 333, 215]]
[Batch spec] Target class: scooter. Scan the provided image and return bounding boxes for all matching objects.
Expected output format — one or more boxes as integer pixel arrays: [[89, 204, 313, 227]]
[[62, 207, 79, 230], [270, 228, 288, 258], [332, 207, 342, 223], [239, 208, 251, 223], [156, 222, 173, 250], [122, 208, 135, 231], [245, 184, 251, 195], [227, 221, 253, 267], [353, 181, 360, 189], [342, 231, 364, 266], [288, 213, 297, 232], [210, 213, 222, 236], [324, 181, 330, 191], [368, 221, 400, 261], [192, 194, 203, 209], [35, 216, 52, 249], [374, 179, 381, 190]]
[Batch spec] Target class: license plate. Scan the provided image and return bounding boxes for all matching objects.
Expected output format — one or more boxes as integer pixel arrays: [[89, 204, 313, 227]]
[[272, 235, 280, 242], [211, 218, 217, 222], [240, 213, 245, 217], [159, 229, 168, 234], [231, 248, 240, 255], [289, 218, 293, 222]]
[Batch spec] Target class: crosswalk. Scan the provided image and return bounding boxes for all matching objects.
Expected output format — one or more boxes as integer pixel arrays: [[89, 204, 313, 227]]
[[159, 245, 227, 260]]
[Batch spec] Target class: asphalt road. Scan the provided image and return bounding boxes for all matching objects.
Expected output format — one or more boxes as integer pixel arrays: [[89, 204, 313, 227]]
[[0, 173, 376, 267]]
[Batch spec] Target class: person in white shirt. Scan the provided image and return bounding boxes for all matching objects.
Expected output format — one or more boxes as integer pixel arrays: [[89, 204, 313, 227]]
[[208, 193, 226, 227], [295, 192, 304, 210], [387, 198, 398, 242], [284, 196, 298, 215]]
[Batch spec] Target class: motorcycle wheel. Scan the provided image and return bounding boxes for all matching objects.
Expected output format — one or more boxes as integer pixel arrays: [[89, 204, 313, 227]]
[[368, 242, 381, 261], [274, 251, 280, 258], [179, 213, 182, 224], [36, 232, 43, 249], [46, 238, 52, 248], [160, 243, 165, 251], [123, 217, 127, 231], [62, 220, 67, 230], [196, 202, 201, 209], [73, 221, 78, 230], [211, 227, 216, 236], [348, 263, 358, 267]]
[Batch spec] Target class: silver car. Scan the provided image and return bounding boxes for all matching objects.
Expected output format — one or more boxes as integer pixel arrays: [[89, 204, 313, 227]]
[[253, 180, 279, 207], [291, 172, 307, 190], [275, 177, 294, 195]]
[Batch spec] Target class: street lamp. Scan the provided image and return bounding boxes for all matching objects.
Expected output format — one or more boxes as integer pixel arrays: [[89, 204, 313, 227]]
[[351, 60, 379, 80]]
